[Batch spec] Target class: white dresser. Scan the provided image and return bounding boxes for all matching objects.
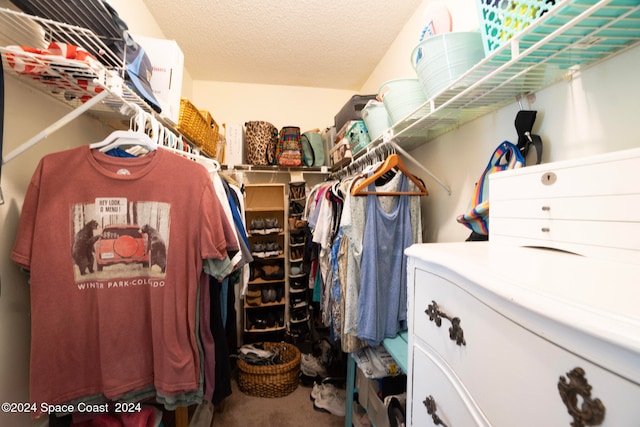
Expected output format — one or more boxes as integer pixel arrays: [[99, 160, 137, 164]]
[[405, 149, 640, 426]]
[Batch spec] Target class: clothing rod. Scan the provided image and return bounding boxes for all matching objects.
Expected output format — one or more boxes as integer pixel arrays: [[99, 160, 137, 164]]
[[2, 90, 110, 165]]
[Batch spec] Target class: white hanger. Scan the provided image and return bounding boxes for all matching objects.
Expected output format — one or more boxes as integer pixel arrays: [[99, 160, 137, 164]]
[[89, 105, 157, 153]]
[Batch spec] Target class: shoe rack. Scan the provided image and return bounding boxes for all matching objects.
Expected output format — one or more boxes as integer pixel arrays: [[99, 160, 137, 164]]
[[244, 184, 287, 337], [287, 181, 311, 340]]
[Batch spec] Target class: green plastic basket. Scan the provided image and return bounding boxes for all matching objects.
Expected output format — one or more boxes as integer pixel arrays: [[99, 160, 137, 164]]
[[477, 0, 560, 55]]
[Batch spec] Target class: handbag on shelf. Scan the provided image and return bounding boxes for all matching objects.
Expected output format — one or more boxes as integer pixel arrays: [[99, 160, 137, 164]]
[[276, 126, 303, 167], [245, 121, 278, 165]]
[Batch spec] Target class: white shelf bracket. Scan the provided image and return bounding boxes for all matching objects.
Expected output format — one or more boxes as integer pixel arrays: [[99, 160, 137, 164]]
[[390, 140, 452, 196], [2, 91, 110, 165]]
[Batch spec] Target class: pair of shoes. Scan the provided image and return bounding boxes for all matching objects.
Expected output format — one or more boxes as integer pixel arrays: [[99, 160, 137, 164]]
[[290, 261, 303, 276], [301, 353, 328, 378], [246, 289, 262, 306], [253, 263, 285, 281], [252, 242, 283, 258], [249, 217, 282, 235], [311, 382, 346, 417], [290, 277, 307, 290], [290, 295, 307, 309], [290, 201, 305, 215], [261, 287, 277, 303], [289, 181, 306, 200], [290, 307, 308, 322], [290, 232, 305, 245], [290, 246, 304, 261]]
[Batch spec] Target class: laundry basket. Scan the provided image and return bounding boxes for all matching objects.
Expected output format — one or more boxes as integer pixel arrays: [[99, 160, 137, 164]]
[[477, 0, 559, 55], [236, 342, 301, 398]]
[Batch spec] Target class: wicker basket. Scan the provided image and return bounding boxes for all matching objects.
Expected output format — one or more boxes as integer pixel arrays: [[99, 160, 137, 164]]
[[175, 98, 218, 157], [236, 342, 301, 398]]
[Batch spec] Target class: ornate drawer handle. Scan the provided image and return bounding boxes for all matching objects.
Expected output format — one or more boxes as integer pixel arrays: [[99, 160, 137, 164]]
[[557, 367, 605, 427], [425, 301, 466, 346], [424, 395, 448, 427]]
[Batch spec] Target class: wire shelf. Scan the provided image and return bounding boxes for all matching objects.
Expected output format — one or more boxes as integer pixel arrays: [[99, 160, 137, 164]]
[[373, 0, 640, 152], [0, 6, 179, 135]]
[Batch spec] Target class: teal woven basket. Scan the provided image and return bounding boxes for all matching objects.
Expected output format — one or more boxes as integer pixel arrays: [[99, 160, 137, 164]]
[[477, 0, 559, 55]]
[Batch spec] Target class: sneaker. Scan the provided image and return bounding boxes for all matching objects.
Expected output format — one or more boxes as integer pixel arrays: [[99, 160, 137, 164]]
[[290, 296, 307, 309], [313, 390, 346, 417], [264, 241, 283, 257], [290, 277, 307, 290], [301, 353, 328, 378], [290, 307, 308, 322], [264, 218, 282, 234], [249, 217, 266, 235], [310, 382, 346, 402], [251, 242, 266, 258]]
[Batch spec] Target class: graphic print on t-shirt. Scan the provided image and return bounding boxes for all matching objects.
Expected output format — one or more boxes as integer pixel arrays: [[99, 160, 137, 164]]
[[70, 198, 170, 283]]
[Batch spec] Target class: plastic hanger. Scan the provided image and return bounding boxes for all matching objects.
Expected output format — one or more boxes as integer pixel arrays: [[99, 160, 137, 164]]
[[89, 107, 157, 153], [350, 153, 429, 196], [156, 124, 221, 173]]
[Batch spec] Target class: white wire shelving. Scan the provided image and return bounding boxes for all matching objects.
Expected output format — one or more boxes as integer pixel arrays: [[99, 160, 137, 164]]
[[0, 5, 185, 164], [0, 1, 639, 189], [372, 0, 640, 152]]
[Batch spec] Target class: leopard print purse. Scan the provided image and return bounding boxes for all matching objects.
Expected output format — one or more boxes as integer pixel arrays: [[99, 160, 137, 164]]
[[245, 121, 278, 165]]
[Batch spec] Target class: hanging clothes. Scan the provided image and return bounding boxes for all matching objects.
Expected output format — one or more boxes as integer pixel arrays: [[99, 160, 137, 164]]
[[10, 146, 236, 418], [357, 173, 413, 346]]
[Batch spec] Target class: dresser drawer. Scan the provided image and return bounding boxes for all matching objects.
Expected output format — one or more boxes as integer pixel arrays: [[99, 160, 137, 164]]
[[491, 194, 640, 222], [412, 268, 640, 426], [490, 149, 640, 201], [490, 217, 640, 250], [411, 345, 489, 426]]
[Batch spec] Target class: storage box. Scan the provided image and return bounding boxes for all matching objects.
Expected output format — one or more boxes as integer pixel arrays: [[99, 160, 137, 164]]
[[133, 34, 184, 124], [224, 123, 245, 166], [329, 138, 352, 169], [346, 120, 371, 155], [334, 94, 377, 134]]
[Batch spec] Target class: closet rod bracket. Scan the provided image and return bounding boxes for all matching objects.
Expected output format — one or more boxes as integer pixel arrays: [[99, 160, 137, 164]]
[[2, 91, 110, 165]]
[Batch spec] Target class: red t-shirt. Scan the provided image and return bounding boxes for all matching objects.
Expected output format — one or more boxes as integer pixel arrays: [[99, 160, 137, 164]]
[[11, 146, 231, 415]]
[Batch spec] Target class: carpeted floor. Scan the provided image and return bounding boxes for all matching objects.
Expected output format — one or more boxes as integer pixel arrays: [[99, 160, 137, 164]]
[[211, 378, 345, 427]]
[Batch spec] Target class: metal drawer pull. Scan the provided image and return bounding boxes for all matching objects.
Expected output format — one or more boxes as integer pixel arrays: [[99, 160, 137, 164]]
[[541, 206, 551, 211], [424, 395, 448, 427], [558, 367, 605, 427], [541, 227, 550, 232], [425, 301, 466, 346]]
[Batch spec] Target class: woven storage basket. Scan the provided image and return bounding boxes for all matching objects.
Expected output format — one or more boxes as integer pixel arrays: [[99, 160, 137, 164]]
[[176, 98, 218, 157], [237, 342, 301, 398]]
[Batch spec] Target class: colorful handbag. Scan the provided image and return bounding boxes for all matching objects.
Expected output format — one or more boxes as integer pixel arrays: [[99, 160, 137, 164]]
[[457, 141, 524, 236], [276, 126, 303, 166]]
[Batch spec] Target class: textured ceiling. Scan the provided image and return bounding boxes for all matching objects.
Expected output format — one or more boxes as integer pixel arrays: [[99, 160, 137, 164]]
[[142, 0, 423, 90]]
